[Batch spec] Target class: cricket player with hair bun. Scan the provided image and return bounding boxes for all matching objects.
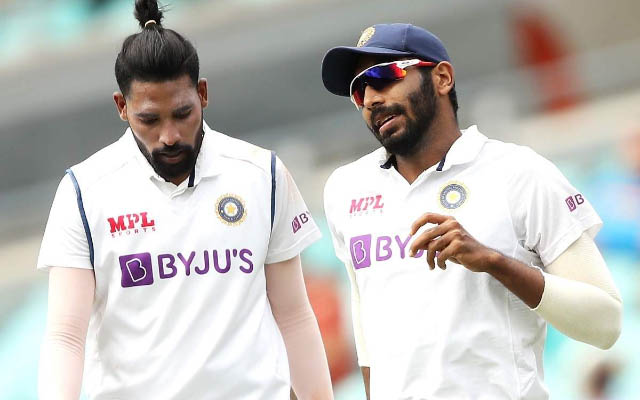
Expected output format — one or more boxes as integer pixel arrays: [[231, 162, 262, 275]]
[[322, 23, 622, 399], [37, 1, 333, 399]]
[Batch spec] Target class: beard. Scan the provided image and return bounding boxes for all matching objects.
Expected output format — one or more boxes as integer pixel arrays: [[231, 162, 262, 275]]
[[133, 119, 204, 182], [368, 75, 438, 157]]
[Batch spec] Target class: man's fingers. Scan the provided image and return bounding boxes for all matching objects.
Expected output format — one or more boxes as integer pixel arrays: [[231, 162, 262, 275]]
[[426, 235, 451, 270], [436, 247, 455, 270], [410, 212, 449, 236], [409, 222, 449, 257], [435, 234, 463, 269]]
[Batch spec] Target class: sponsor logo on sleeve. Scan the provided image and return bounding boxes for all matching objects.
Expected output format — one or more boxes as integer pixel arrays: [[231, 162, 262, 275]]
[[565, 194, 584, 212], [292, 211, 311, 233], [108, 212, 156, 237]]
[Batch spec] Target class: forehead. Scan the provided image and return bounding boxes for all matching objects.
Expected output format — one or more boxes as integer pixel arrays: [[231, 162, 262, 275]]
[[127, 75, 197, 107]]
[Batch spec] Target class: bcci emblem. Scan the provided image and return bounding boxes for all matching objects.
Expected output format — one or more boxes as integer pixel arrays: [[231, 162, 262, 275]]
[[439, 182, 468, 210], [216, 194, 246, 225], [357, 26, 375, 47]]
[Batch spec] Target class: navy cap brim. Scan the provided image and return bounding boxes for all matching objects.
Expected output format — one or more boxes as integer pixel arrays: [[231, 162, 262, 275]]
[[322, 46, 413, 97]]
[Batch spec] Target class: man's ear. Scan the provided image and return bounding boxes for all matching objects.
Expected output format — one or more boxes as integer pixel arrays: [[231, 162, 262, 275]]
[[432, 62, 455, 96], [197, 78, 208, 109], [113, 92, 128, 121]]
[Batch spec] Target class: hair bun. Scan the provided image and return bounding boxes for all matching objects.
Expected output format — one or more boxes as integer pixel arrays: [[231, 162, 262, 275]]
[[134, 0, 164, 29]]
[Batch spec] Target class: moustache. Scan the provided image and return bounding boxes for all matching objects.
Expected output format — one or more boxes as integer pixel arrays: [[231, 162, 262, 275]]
[[153, 144, 192, 158], [370, 104, 406, 133]]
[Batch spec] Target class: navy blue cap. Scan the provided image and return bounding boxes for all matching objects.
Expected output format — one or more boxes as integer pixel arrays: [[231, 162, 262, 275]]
[[322, 23, 451, 97]]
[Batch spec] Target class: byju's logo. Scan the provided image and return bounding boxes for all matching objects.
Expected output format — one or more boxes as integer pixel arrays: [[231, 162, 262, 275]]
[[349, 233, 425, 271], [292, 211, 311, 233], [349, 195, 384, 216], [350, 235, 372, 269], [119, 253, 154, 287], [565, 194, 585, 212], [117, 249, 256, 289], [108, 212, 156, 237]]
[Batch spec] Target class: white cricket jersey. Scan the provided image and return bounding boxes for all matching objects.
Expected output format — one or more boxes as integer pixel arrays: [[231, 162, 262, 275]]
[[324, 126, 602, 400], [37, 122, 321, 399]]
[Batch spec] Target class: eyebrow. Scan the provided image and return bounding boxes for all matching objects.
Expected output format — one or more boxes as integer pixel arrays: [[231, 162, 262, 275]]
[[135, 111, 158, 119], [172, 105, 192, 116], [134, 105, 193, 119]]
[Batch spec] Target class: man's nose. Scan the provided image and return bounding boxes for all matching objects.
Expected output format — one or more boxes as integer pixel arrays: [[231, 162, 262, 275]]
[[159, 123, 181, 146], [363, 85, 385, 110]]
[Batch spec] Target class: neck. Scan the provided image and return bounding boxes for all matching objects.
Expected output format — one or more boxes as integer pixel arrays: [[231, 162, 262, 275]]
[[169, 129, 205, 186], [394, 117, 461, 184], [168, 172, 191, 186]]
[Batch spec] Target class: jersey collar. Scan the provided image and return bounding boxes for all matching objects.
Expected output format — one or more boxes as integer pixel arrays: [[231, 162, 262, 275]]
[[436, 125, 487, 172], [377, 125, 487, 171]]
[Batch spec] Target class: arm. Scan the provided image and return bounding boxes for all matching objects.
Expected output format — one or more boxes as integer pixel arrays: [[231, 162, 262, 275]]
[[265, 255, 333, 400], [345, 255, 371, 399], [39, 267, 95, 400], [361, 366, 370, 400], [409, 213, 622, 349], [533, 232, 622, 349]]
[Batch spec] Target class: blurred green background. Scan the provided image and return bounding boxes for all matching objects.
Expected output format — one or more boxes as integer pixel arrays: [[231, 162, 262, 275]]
[[1, 0, 639, 398]]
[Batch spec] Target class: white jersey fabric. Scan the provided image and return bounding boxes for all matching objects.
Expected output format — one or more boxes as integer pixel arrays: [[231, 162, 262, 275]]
[[37, 122, 321, 399], [324, 126, 602, 400]]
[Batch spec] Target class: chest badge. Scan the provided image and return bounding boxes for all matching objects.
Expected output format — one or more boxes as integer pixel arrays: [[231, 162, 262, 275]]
[[217, 194, 247, 225], [439, 182, 468, 210]]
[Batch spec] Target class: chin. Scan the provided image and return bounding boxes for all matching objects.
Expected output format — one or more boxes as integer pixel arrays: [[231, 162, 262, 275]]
[[380, 128, 406, 145]]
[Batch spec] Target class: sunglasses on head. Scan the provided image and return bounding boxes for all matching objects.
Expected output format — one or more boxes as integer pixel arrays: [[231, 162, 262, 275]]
[[349, 59, 436, 110]]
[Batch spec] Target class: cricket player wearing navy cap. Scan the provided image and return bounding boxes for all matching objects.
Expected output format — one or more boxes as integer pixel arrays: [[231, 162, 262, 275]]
[[37, 1, 333, 399], [322, 23, 622, 399]]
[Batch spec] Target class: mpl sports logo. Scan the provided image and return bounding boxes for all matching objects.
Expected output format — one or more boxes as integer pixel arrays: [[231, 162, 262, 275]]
[[119, 248, 255, 288], [108, 212, 155, 238], [349, 195, 384, 217], [350, 233, 423, 269]]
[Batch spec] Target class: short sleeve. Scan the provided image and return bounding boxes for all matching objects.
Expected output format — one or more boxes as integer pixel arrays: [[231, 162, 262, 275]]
[[37, 174, 93, 271], [507, 149, 602, 266], [265, 157, 321, 264]]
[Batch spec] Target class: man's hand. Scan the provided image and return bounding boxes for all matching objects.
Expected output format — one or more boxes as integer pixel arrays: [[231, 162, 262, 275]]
[[409, 212, 545, 308], [408, 212, 500, 272]]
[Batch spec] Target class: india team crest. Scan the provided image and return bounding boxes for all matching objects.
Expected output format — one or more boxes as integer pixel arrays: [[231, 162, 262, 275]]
[[216, 194, 247, 225], [357, 27, 375, 47], [439, 182, 468, 210]]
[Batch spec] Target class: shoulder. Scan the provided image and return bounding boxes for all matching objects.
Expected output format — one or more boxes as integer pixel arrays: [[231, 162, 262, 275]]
[[323, 148, 385, 218], [211, 129, 274, 176], [325, 147, 385, 192], [479, 136, 556, 178], [67, 132, 133, 189]]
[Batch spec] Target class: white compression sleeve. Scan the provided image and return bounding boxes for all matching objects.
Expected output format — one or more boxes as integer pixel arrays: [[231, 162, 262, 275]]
[[533, 232, 622, 349], [265, 256, 334, 400], [39, 267, 95, 400]]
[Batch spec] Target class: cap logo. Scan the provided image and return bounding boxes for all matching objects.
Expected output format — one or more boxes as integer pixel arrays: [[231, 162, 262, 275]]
[[357, 27, 375, 47]]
